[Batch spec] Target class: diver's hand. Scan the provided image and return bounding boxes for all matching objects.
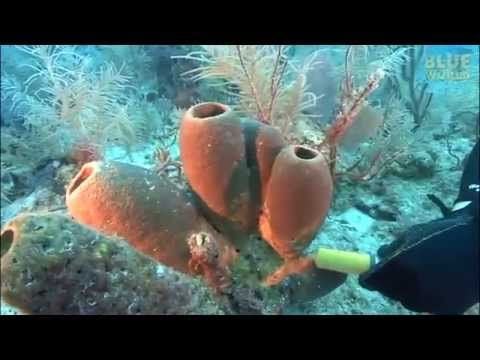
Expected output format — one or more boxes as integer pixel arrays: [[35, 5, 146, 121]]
[[360, 139, 479, 314], [359, 213, 479, 314]]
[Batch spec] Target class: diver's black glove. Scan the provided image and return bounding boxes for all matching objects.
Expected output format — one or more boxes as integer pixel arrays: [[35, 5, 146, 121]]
[[359, 140, 479, 314]]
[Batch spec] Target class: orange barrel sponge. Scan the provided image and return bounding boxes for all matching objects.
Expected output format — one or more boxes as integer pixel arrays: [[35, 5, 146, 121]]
[[179, 102, 285, 233], [259, 145, 334, 285], [65, 161, 235, 275]]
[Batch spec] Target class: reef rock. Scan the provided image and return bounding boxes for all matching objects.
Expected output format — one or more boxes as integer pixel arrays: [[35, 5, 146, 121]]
[[1, 213, 226, 315]]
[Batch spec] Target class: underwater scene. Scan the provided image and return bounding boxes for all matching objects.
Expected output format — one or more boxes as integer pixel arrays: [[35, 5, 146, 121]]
[[0, 45, 478, 315]]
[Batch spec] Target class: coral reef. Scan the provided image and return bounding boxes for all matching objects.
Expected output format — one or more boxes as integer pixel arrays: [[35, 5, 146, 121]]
[[0, 213, 226, 315], [179, 102, 335, 285], [1, 45, 477, 315], [177, 44, 397, 286], [0, 46, 182, 207], [2, 46, 139, 159]]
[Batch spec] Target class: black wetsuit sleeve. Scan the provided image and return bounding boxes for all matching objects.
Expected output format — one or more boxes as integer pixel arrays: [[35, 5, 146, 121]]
[[359, 139, 480, 314]]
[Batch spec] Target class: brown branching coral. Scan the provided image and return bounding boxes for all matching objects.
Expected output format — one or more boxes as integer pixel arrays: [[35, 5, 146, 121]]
[[388, 45, 433, 129]]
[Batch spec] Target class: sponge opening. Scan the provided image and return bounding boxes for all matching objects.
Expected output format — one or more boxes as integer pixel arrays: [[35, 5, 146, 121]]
[[1, 229, 14, 258], [67, 163, 95, 196], [192, 103, 227, 119], [294, 146, 317, 160]]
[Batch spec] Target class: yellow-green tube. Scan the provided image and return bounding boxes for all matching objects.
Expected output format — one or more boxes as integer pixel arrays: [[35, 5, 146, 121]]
[[311, 248, 374, 274]]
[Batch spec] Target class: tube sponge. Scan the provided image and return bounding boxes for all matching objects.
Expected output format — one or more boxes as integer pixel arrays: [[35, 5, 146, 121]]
[[0, 213, 226, 315], [180, 103, 335, 286], [259, 145, 333, 260], [180, 102, 254, 230], [179, 102, 285, 235], [65, 161, 236, 276]]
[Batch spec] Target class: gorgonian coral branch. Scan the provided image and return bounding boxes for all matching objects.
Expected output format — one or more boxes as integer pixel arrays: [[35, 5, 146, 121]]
[[324, 68, 385, 148], [235, 45, 268, 124], [175, 45, 320, 139]]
